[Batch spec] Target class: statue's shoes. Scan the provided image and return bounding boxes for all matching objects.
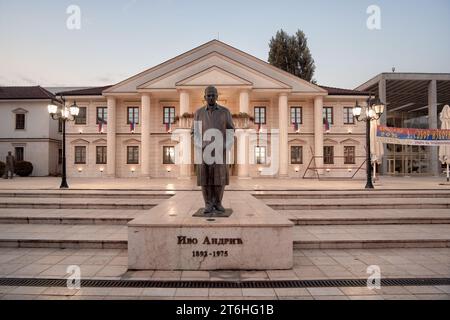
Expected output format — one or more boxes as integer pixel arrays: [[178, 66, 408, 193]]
[[214, 204, 226, 213], [203, 206, 215, 214]]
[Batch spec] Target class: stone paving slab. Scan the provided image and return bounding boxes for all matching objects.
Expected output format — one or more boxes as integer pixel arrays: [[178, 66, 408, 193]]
[[0, 224, 127, 249], [1, 176, 449, 191], [1, 223, 450, 250], [264, 197, 450, 210], [0, 209, 139, 225], [282, 209, 450, 225], [0, 247, 449, 280], [293, 224, 450, 249], [0, 197, 163, 209]]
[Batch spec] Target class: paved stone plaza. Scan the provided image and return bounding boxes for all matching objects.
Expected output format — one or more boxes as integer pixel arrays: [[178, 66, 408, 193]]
[[0, 176, 449, 300]]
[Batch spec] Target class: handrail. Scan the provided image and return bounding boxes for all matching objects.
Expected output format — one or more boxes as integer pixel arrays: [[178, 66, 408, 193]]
[[303, 155, 367, 180]]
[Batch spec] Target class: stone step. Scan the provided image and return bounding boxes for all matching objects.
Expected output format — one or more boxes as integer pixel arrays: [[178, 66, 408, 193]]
[[0, 191, 174, 199], [281, 209, 450, 225], [293, 224, 450, 249], [0, 197, 164, 209], [254, 190, 450, 199], [0, 209, 138, 225], [1, 208, 449, 226], [1, 223, 449, 250], [0, 224, 127, 249], [264, 198, 450, 210]]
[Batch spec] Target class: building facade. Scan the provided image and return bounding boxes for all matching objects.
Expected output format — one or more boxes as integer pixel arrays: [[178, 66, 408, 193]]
[[59, 40, 369, 179], [357, 73, 450, 176], [0, 86, 61, 176]]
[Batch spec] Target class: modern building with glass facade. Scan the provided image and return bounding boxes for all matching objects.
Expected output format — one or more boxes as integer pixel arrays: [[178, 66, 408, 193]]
[[357, 73, 450, 176]]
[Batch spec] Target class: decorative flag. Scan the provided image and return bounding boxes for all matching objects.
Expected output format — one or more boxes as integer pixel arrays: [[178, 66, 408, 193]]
[[98, 120, 104, 134], [293, 122, 300, 133], [323, 118, 330, 133], [130, 121, 135, 134], [165, 122, 172, 133], [257, 123, 262, 133]]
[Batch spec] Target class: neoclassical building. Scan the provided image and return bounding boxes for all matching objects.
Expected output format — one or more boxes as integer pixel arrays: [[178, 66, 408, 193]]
[[60, 40, 369, 179]]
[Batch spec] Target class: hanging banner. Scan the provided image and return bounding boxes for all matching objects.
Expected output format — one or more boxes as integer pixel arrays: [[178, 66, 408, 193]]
[[376, 126, 450, 146]]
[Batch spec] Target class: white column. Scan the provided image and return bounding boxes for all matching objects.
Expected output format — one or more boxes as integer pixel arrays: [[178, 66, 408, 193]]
[[237, 90, 250, 178], [179, 90, 191, 179], [239, 90, 250, 114], [278, 93, 289, 177], [314, 96, 324, 173], [428, 80, 439, 176], [180, 90, 190, 115], [106, 96, 116, 177], [379, 78, 388, 175], [141, 93, 151, 177]]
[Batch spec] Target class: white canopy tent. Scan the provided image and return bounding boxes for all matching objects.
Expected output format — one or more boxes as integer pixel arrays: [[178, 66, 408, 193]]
[[370, 118, 384, 180], [439, 105, 450, 182]]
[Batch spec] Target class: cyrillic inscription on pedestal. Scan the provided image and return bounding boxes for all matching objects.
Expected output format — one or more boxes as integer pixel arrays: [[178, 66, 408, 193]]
[[128, 191, 294, 271]]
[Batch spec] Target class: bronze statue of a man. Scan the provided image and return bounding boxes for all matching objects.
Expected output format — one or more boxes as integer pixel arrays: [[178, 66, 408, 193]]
[[3, 151, 15, 179], [193, 86, 235, 214]]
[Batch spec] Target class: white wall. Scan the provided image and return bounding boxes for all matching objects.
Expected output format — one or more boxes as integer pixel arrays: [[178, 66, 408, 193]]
[[0, 100, 61, 176]]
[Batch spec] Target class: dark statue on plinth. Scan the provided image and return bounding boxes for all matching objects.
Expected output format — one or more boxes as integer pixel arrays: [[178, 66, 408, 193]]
[[192, 86, 235, 216]]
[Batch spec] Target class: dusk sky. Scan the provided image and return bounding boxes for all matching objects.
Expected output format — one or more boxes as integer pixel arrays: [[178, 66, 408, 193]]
[[0, 0, 449, 89]]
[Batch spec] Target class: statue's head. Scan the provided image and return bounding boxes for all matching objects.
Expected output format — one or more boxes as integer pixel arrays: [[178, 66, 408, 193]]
[[204, 86, 218, 107], [7, 151, 11, 156]]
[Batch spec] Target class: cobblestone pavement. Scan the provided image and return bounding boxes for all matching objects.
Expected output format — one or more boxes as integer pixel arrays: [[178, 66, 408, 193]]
[[0, 247, 449, 300]]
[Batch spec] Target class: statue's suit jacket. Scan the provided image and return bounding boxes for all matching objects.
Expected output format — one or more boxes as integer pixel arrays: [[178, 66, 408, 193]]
[[192, 104, 235, 186]]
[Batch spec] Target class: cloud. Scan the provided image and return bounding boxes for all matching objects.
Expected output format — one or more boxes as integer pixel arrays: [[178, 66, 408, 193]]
[[122, 0, 138, 13]]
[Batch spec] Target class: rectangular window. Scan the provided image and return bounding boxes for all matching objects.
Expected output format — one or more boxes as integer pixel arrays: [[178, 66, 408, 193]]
[[290, 107, 302, 124], [163, 146, 175, 164], [14, 147, 24, 161], [15, 114, 25, 130], [343, 107, 355, 124], [254, 107, 266, 124], [58, 119, 63, 133], [127, 107, 139, 124], [74, 146, 86, 164], [344, 146, 356, 164], [255, 146, 266, 164], [324, 146, 334, 165], [75, 107, 87, 125], [127, 146, 139, 164], [96, 107, 108, 124], [163, 107, 176, 124], [58, 149, 62, 164], [291, 146, 303, 164], [323, 107, 333, 125], [96, 146, 107, 164]]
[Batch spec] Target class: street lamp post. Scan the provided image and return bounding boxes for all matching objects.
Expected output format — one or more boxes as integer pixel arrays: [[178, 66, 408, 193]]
[[353, 95, 385, 189], [48, 97, 80, 189]]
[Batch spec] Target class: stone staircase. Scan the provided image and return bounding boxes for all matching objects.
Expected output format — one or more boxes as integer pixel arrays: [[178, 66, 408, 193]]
[[0, 189, 449, 251], [256, 190, 450, 249], [0, 191, 171, 249]]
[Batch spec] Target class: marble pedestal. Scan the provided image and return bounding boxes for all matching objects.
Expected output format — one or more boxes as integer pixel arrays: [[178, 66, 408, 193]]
[[128, 191, 293, 270]]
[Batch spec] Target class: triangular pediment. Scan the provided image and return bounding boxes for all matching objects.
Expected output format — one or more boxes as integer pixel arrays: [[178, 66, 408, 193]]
[[122, 138, 141, 145], [12, 108, 28, 114], [340, 138, 361, 145], [137, 52, 290, 90], [93, 138, 107, 144], [105, 40, 327, 94], [289, 138, 308, 145], [324, 138, 339, 145], [176, 66, 252, 87], [70, 139, 89, 145]]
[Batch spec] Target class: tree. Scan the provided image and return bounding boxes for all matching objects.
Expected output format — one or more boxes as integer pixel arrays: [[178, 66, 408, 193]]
[[268, 29, 316, 82]]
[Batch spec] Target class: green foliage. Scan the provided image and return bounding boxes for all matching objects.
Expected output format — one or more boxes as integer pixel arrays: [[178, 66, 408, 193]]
[[14, 161, 33, 177], [268, 29, 316, 82]]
